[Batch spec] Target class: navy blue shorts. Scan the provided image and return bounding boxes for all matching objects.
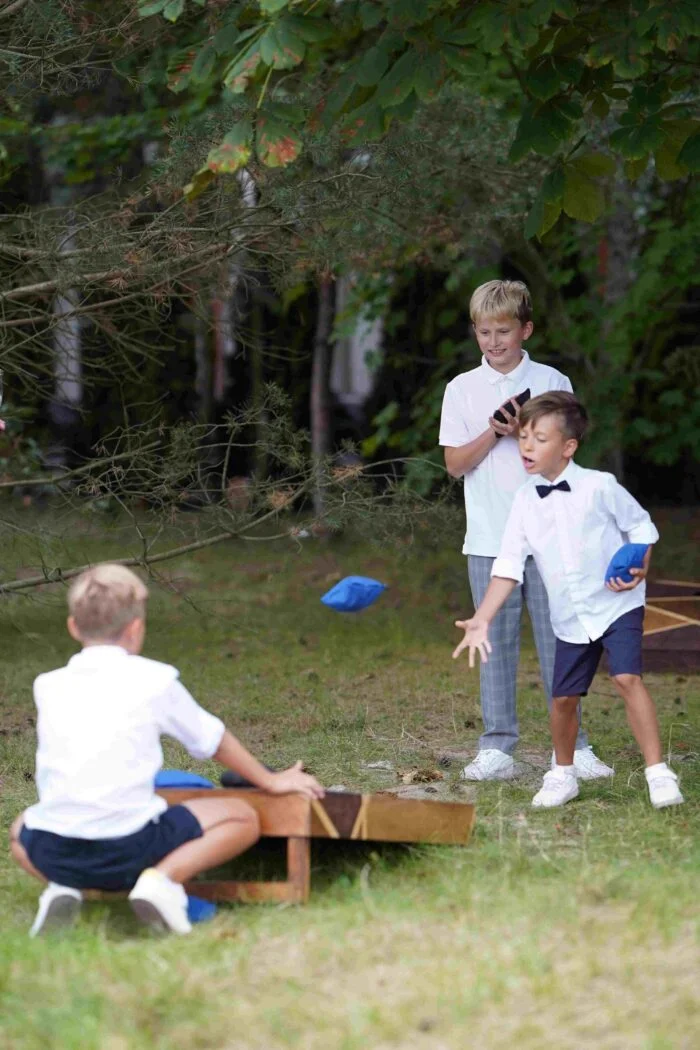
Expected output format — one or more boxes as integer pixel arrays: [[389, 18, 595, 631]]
[[552, 606, 644, 698], [19, 805, 203, 892]]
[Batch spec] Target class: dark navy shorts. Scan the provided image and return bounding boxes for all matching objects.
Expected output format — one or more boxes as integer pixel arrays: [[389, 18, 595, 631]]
[[552, 606, 644, 698], [19, 805, 203, 892]]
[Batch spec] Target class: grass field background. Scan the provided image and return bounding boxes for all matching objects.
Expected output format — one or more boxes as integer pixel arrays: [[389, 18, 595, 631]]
[[0, 505, 698, 1050]]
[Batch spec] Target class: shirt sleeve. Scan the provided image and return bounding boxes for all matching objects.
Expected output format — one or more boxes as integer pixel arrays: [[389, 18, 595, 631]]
[[439, 381, 471, 447], [491, 489, 532, 583], [553, 371, 573, 394], [154, 680, 226, 760], [601, 475, 659, 545]]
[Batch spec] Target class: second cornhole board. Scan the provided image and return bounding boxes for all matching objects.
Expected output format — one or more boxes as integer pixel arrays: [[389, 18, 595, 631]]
[[155, 788, 476, 904]]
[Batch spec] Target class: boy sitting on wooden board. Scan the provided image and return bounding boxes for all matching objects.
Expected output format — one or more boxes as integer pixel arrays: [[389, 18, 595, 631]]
[[10, 563, 324, 937]]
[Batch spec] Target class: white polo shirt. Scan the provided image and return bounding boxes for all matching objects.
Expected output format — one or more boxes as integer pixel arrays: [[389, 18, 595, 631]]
[[23, 646, 225, 839], [492, 461, 659, 642], [439, 352, 573, 556]]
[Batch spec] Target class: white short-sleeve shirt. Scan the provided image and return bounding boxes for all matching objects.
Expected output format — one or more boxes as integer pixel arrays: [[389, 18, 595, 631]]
[[492, 461, 659, 642], [439, 351, 573, 556], [23, 646, 225, 839]]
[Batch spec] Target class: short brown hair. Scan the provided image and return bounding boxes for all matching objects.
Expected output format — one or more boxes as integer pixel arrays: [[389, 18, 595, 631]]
[[469, 280, 532, 324], [68, 563, 148, 642], [519, 391, 588, 442]]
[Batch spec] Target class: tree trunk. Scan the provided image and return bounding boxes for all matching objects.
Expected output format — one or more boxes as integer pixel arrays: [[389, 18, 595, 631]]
[[310, 276, 335, 518]]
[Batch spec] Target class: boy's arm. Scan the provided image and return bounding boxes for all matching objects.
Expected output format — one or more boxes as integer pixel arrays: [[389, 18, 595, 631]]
[[602, 476, 659, 592], [452, 493, 530, 664], [440, 381, 519, 478], [214, 730, 324, 799], [452, 576, 518, 665]]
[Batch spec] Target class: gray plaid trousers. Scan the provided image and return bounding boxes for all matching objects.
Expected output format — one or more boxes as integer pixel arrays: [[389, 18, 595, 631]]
[[467, 555, 588, 755]]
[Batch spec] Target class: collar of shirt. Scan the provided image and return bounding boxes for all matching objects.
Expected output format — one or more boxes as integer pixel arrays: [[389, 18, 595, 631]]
[[479, 349, 530, 386], [533, 459, 579, 489], [68, 645, 130, 668]]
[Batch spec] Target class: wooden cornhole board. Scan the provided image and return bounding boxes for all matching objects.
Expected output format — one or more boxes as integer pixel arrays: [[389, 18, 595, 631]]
[[151, 788, 476, 905], [643, 579, 700, 673]]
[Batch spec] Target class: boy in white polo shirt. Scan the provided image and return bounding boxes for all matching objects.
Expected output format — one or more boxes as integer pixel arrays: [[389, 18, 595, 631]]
[[10, 563, 324, 937], [440, 280, 611, 781], [452, 392, 683, 809]]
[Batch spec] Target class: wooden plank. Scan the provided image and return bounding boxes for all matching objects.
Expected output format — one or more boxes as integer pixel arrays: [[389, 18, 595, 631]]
[[183, 880, 302, 903], [363, 796, 475, 845], [157, 788, 311, 837], [286, 837, 311, 903], [644, 606, 690, 634]]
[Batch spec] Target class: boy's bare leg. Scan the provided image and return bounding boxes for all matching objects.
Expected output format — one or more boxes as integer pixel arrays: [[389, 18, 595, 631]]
[[551, 696, 581, 766], [612, 674, 662, 766], [9, 813, 46, 883], [155, 798, 261, 884]]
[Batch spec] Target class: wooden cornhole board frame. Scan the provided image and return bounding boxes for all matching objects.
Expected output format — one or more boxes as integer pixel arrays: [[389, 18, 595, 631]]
[[142, 788, 476, 905], [643, 578, 700, 673]]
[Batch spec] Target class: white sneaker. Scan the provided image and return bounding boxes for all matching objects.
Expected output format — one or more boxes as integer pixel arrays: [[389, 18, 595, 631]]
[[128, 868, 192, 935], [532, 768, 579, 808], [460, 749, 515, 781], [29, 883, 82, 938], [550, 746, 615, 780], [645, 764, 684, 809]]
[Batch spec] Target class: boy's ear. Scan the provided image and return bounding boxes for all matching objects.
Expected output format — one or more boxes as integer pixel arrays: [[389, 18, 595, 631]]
[[67, 615, 82, 642], [522, 320, 534, 341], [563, 437, 578, 459]]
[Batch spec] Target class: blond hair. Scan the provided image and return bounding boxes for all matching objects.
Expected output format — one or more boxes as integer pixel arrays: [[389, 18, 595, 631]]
[[469, 280, 532, 324], [519, 391, 588, 442], [68, 563, 148, 641]]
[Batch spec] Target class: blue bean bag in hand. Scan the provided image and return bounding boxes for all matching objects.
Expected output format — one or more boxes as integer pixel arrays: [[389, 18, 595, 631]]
[[321, 575, 387, 612], [604, 543, 649, 584]]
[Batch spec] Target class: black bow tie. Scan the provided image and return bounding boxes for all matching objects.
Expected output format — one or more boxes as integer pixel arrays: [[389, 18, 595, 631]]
[[536, 480, 571, 499]]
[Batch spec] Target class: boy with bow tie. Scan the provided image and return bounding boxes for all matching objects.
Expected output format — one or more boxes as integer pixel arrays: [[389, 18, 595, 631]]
[[452, 391, 683, 809], [440, 280, 611, 782]]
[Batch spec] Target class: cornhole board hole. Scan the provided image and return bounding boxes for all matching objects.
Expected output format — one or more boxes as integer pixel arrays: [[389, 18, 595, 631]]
[[155, 788, 476, 905], [643, 579, 700, 673]]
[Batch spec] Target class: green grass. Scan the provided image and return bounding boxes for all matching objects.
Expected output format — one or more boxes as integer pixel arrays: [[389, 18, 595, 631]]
[[0, 506, 699, 1050]]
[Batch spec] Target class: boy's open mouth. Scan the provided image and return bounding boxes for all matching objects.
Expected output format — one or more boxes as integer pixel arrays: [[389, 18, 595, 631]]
[[522, 456, 535, 469]]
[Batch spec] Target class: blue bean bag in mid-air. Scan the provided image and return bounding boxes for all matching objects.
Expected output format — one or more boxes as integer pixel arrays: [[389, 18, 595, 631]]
[[321, 575, 387, 613], [604, 543, 649, 584]]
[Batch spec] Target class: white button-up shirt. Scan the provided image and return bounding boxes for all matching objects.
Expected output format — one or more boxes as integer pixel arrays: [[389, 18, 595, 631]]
[[23, 646, 225, 839], [439, 352, 573, 556], [491, 461, 659, 642]]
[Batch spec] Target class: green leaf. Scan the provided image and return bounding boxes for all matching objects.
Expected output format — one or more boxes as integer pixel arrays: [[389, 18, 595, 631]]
[[374, 51, 417, 108], [341, 100, 386, 143], [256, 116, 302, 167], [354, 44, 392, 87], [624, 155, 649, 181], [360, 2, 384, 29], [677, 131, 700, 172], [260, 0, 289, 12], [590, 94, 610, 120], [524, 193, 544, 240], [562, 167, 605, 222], [609, 119, 664, 159], [527, 56, 562, 101], [138, 0, 166, 14], [162, 0, 184, 22], [653, 120, 696, 180], [441, 46, 486, 77], [191, 43, 217, 83], [570, 152, 616, 177], [542, 165, 565, 203], [206, 119, 253, 174], [183, 165, 216, 200], [272, 19, 306, 68], [223, 45, 263, 93], [413, 53, 444, 102]]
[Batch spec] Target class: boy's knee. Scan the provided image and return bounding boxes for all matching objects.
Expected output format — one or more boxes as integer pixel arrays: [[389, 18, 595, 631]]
[[553, 694, 579, 709], [612, 673, 640, 694], [239, 801, 261, 839]]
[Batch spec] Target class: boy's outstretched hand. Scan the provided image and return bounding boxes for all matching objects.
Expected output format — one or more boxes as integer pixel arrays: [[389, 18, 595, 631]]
[[452, 617, 492, 666], [267, 761, 325, 799]]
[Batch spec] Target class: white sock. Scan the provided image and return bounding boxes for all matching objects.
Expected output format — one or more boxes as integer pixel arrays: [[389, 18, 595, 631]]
[[554, 764, 576, 776]]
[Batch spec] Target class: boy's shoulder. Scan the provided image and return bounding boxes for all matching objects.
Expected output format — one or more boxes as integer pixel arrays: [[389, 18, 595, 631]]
[[34, 652, 180, 693]]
